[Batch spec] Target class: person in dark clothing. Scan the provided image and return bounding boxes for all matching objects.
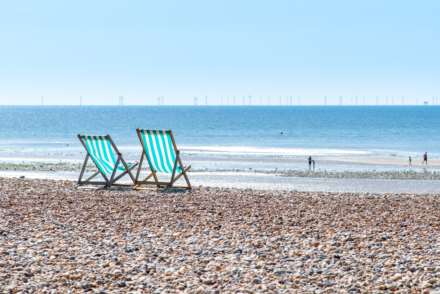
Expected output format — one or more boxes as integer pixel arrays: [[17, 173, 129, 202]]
[[423, 152, 428, 165], [308, 156, 312, 171]]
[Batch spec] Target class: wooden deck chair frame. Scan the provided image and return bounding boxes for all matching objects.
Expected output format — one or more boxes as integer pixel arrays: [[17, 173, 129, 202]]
[[77, 134, 138, 188], [135, 129, 191, 190]]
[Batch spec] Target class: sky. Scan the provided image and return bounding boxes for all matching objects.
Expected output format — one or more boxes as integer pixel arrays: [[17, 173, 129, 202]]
[[0, 0, 439, 105]]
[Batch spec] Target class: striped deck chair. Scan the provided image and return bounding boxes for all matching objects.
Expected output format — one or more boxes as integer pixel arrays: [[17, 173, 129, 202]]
[[77, 135, 138, 188], [135, 129, 191, 189]]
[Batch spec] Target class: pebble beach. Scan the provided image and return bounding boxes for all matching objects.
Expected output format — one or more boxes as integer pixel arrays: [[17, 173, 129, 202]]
[[1, 177, 440, 292]]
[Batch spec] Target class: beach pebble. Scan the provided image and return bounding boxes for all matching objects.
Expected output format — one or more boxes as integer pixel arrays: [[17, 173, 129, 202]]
[[1, 177, 440, 292]]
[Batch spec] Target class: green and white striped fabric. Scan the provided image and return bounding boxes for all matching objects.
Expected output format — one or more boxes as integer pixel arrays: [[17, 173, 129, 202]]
[[139, 130, 180, 173], [82, 136, 127, 175]]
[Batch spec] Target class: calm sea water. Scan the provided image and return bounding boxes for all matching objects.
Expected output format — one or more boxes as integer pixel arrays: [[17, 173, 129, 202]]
[[2, 105, 440, 192], [0, 106, 439, 154]]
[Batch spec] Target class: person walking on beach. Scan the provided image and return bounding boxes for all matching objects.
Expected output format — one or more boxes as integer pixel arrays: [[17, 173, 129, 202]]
[[308, 156, 312, 171], [423, 152, 428, 165], [408, 156, 412, 168]]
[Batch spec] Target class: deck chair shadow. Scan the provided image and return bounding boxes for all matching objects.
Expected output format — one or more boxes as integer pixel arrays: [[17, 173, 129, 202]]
[[77, 135, 138, 188], [135, 129, 191, 190]]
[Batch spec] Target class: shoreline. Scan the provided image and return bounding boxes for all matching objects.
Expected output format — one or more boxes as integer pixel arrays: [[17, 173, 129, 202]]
[[3, 162, 440, 194], [1, 177, 440, 292], [1, 160, 440, 180], [2, 155, 440, 194]]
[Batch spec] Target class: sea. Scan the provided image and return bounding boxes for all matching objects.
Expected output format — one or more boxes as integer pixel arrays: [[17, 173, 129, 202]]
[[1, 105, 440, 193]]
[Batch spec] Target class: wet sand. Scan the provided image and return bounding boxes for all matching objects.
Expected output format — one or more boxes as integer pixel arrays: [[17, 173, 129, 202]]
[[1, 177, 440, 292]]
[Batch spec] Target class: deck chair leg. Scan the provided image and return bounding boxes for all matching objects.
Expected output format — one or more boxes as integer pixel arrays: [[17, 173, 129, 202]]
[[168, 158, 179, 188], [133, 172, 158, 190], [163, 153, 191, 190], [113, 162, 139, 184], [78, 155, 90, 184], [107, 158, 121, 188], [138, 172, 155, 182], [78, 170, 107, 186], [182, 167, 192, 189], [135, 154, 144, 182], [78, 161, 108, 186], [143, 173, 154, 181], [177, 153, 192, 189], [167, 151, 191, 189], [120, 157, 136, 184], [84, 171, 100, 182], [150, 171, 160, 188], [153, 172, 161, 188], [169, 166, 191, 188]]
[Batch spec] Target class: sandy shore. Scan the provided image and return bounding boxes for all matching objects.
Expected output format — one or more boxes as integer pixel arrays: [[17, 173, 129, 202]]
[[1, 178, 440, 292]]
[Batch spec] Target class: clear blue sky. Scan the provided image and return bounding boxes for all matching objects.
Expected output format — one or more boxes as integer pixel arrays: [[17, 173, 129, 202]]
[[0, 0, 439, 105]]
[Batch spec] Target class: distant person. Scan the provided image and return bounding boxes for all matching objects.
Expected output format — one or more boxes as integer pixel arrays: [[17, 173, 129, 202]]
[[308, 156, 312, 171], [408, 156, 412, 168], [423, 152, 428, 165], [312, 159, 316, 172]]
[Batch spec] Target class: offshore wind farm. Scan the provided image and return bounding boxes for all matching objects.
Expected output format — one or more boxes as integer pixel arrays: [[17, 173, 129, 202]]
[[22, 94, 440, 107]]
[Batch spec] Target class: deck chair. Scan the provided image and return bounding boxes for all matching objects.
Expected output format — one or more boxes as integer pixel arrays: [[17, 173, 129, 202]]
[[135, 129, 191, 189], [77, 135, 138, 188]]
